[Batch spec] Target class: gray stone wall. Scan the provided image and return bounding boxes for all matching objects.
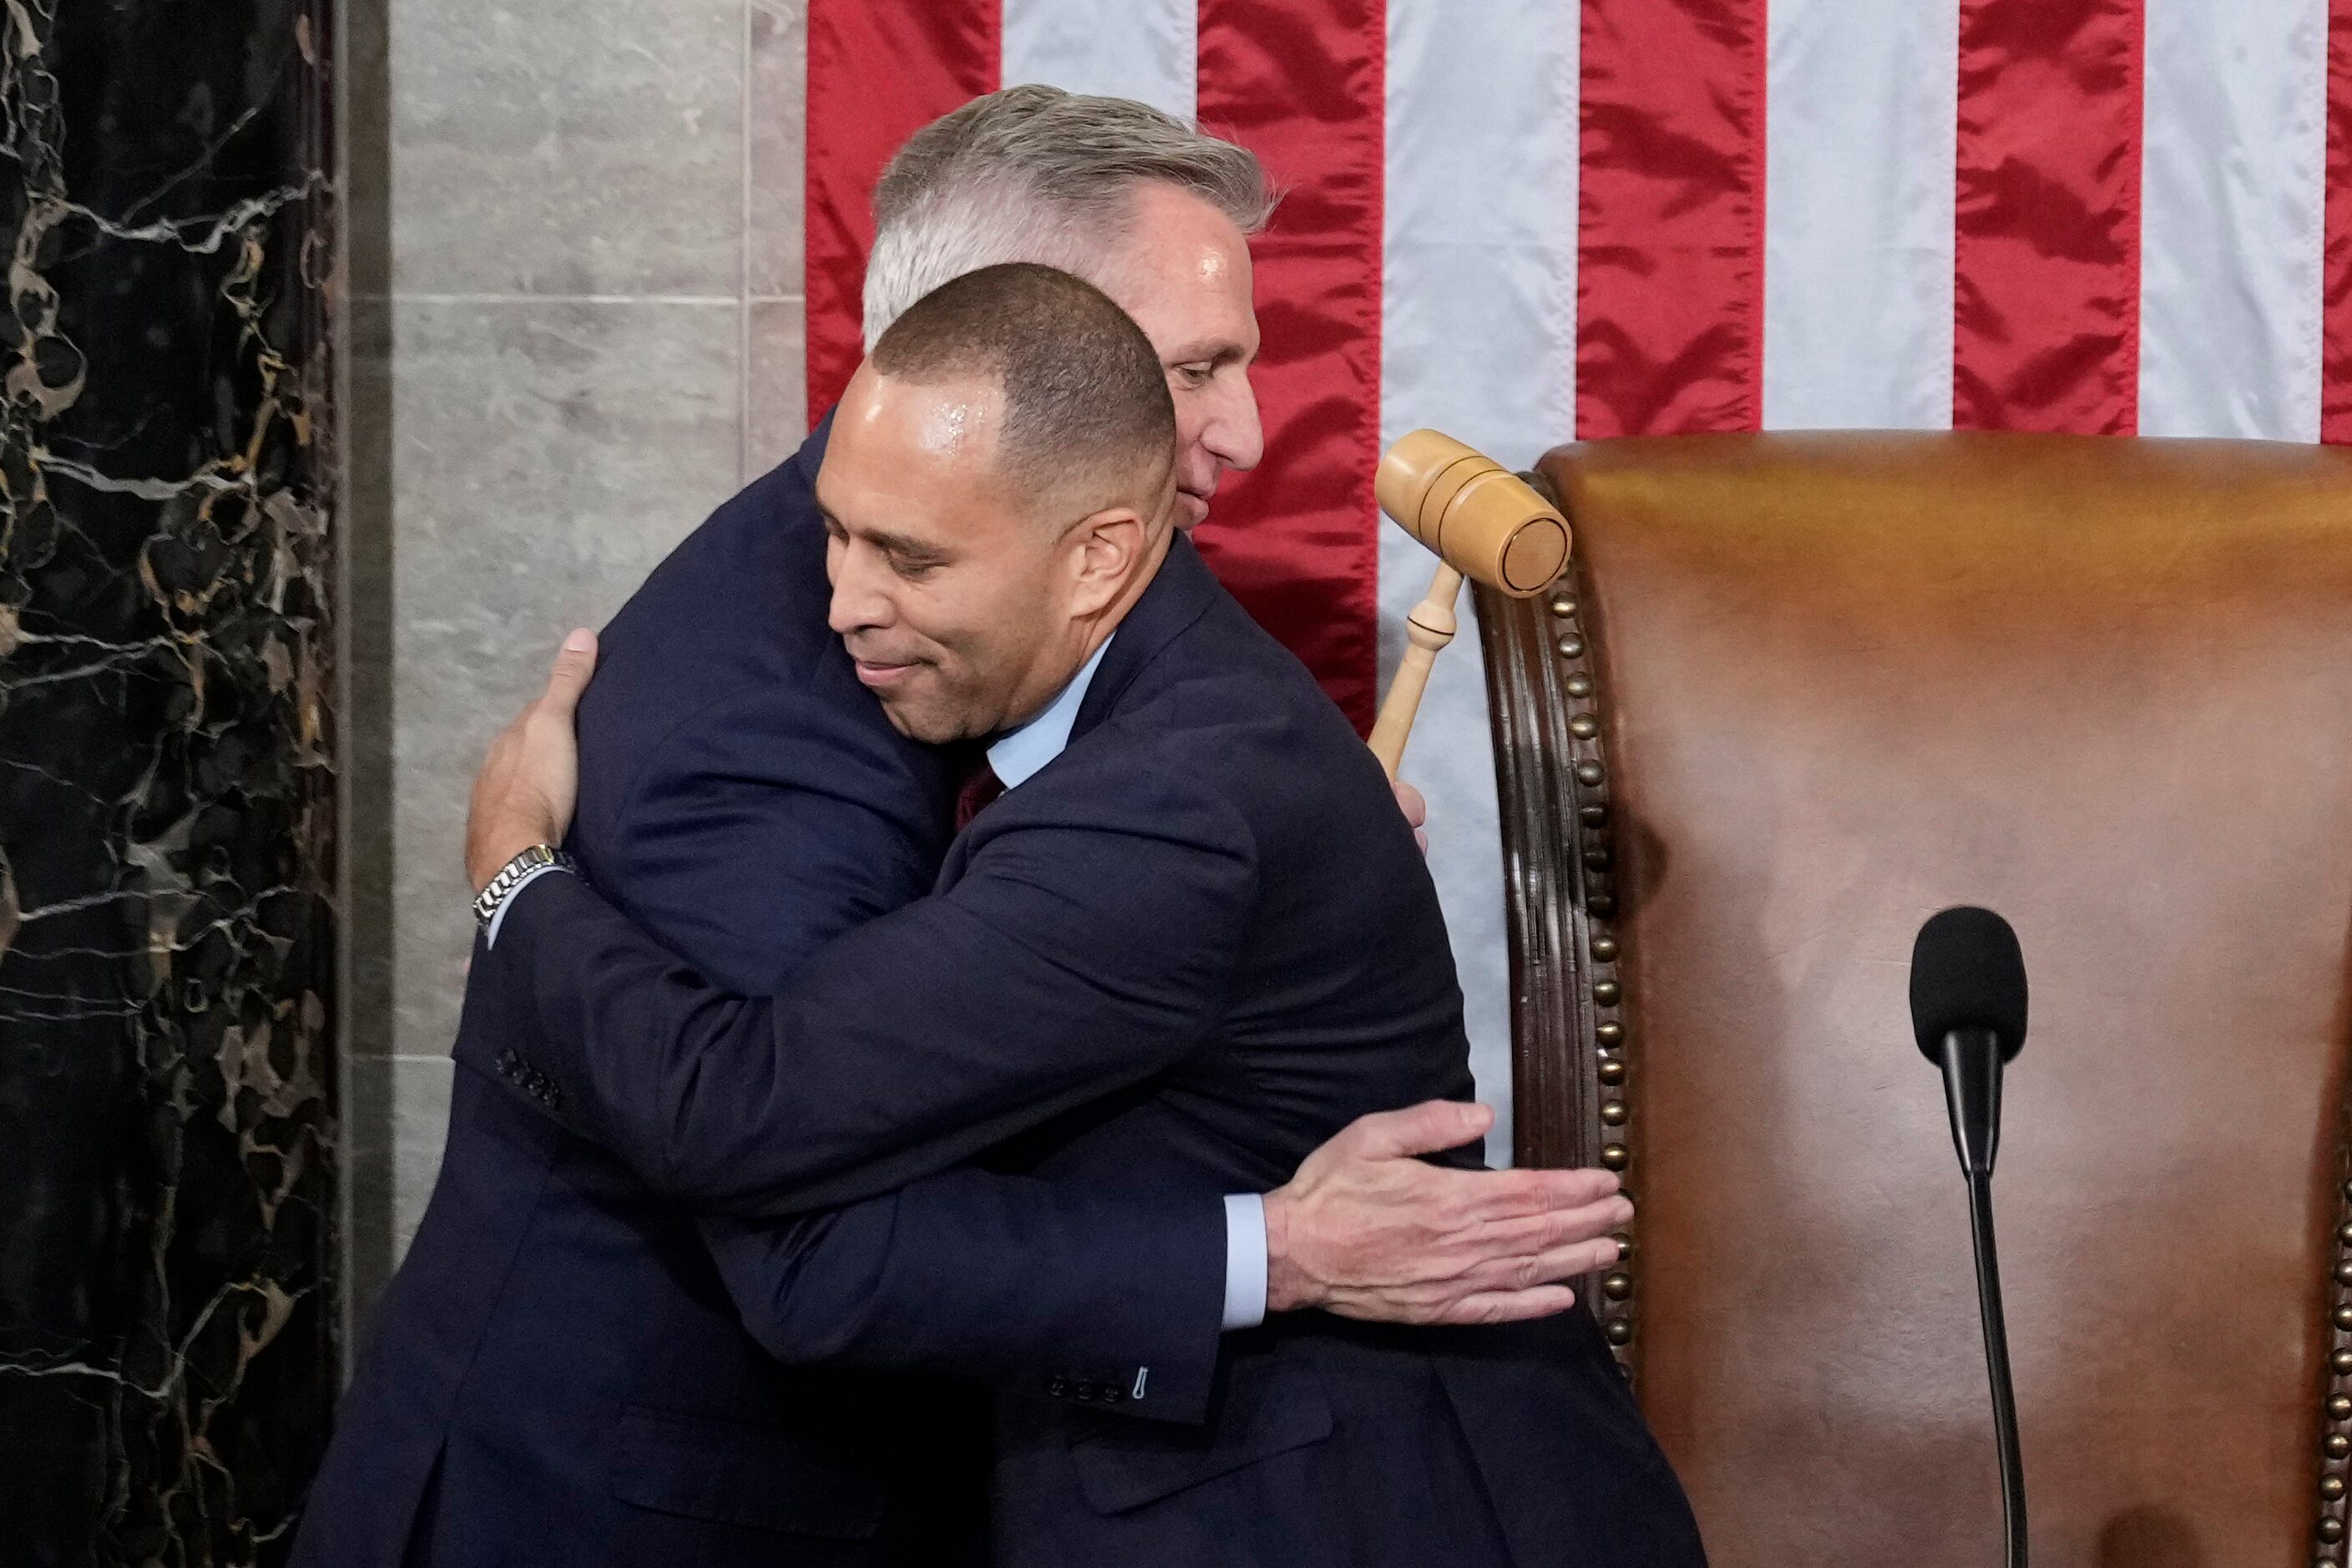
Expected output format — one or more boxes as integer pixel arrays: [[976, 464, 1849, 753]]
[[341, 0, 812, 1333]]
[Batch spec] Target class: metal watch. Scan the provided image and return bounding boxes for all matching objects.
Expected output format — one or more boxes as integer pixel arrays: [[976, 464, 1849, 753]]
[[472, 844, 576, 928]]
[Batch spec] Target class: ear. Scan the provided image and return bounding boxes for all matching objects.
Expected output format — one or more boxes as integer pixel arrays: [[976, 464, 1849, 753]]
[[1064, 505, 1150, 615]]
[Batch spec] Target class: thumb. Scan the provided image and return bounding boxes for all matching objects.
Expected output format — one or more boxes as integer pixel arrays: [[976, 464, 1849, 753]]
[[1342, 1099, 1493, 1161], [541, 628, 598, 716]]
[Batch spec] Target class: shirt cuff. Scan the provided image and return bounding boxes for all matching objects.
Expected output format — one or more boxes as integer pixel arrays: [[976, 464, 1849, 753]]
[[1220, 1191, 1269, 1331], [483, 862, 569, 949]]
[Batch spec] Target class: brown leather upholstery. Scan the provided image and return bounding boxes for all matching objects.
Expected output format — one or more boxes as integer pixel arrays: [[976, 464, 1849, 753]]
[[1474, 432, 2352, 1567]]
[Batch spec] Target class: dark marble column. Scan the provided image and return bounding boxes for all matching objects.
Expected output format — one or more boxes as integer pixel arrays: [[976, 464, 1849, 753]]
[[0, 2, 338, 1565]]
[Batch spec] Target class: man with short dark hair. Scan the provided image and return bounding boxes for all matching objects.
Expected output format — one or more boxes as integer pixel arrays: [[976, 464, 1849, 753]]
[[294, 97, 1641, 1568], [463, 262, 1706, 1568]]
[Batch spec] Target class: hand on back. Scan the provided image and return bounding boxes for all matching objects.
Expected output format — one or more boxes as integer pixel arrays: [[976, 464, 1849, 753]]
[[1263, 1100, 1628, 1326]]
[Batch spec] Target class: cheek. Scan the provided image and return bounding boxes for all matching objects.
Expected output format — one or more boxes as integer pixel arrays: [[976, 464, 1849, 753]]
[[1171, 395, 1215, 466]]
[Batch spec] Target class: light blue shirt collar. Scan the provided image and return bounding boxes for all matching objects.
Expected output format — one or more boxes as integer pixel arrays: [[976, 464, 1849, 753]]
[[987, 634, 1113, 789]]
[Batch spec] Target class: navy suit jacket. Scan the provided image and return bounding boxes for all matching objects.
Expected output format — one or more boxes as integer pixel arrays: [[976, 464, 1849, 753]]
[[292, 422, 1227, 1568], [468, 530, 1709, 1567]]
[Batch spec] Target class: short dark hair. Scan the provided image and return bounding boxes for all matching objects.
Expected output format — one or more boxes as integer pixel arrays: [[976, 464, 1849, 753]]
[[869, 261, 1176, 521]]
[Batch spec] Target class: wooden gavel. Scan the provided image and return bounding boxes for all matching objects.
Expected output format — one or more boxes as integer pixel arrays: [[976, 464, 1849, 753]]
[[1367, 430, 1573, 778]]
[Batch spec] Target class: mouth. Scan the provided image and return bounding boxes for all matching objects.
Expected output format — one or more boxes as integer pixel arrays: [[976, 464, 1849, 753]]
[[1176, 488, 1211, 528], [852, 657, 923, 690]]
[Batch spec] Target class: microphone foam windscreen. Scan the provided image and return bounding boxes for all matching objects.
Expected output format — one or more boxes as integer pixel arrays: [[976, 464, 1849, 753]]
[[1909, 906, 2028, 1062]]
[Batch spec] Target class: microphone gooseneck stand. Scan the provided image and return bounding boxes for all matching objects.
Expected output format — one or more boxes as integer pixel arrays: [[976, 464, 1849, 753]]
[[1941, 1027, 2027, 1568], [1964, 1167, 2026, 1568]]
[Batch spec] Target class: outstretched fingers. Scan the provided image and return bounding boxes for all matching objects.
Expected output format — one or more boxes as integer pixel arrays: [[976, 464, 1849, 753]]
[[1429, 1163, 1622, 1227], [1428, 1285, 1581, 1327], [1334, 1099, 1496, 1162]]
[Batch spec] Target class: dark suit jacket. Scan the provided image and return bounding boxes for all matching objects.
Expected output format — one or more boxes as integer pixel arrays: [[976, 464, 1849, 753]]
[[468, 531, 1709, 1568], [292, 422, 1227, 1568]]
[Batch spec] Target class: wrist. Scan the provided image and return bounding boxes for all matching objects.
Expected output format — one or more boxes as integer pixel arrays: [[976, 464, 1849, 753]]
[[1262, 1187, 1312, 1313], [471, 843, 574, 928], [468, 825, 549, 894]]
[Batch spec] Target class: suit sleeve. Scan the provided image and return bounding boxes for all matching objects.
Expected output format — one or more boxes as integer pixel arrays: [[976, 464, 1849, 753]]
[[697, 1172, 1227, 1424], [530, 692, 1231, 1419], [465, 733, 1260, 1216]]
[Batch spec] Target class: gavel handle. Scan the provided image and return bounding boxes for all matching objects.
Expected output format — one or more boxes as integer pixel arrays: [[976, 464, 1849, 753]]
[[1368, 561, 1464, 781]]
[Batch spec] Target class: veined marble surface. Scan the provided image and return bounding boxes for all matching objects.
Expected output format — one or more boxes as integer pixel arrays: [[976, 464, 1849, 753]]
[[0, 0, 338, 1561]]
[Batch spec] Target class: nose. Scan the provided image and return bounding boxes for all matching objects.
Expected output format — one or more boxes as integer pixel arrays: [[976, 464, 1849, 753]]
[[827, 545, 893, 639], [1201, 374, 1264, 475]]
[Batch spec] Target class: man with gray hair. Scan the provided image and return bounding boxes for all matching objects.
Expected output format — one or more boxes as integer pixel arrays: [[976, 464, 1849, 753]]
[[866, 84, 1275, 535], [294, 89, 1634, 1568]]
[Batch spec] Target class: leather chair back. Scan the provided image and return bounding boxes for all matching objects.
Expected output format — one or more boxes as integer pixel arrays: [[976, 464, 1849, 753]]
[[1474, 432, 2352, 1566]]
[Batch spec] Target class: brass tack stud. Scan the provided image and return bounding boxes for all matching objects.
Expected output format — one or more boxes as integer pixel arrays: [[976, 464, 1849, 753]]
[[2337, 1304, 2352, 1331], [2331, 1434, 2350, 1459], [1611, 1233, 1634, 1262], [1557, 635, 1586, 659], [2334, 1348, 2352, 1376], [2335, 1261, 2352, 1287], [1575, 761, 1606, 787], [2342, 1180, 2352, 1204], [1601, 1143, 1630, 1171], [1602, 1272, 1632, 1300], [1579, 802, 1609, 827], [1596, 1020, 1625, 1045], [1549, 595, 1578, 619], [1601, 1100, 1627, 1125], [2321, 1516, 2346, 1545], [1565, 673, 1595, 698], [1568, 715, 1599, 739], [1588, 893, 1618, 918], [1599, 1058, 1627, 1085], [1584, 844, 1613, 871], [2329, 1393, 2351, 1420], [1604, 1318, 1634, 1346], [1591, 934, 1619, 961], [2324, 1474, 2346, 1501], [2339, 1220, 2352, 1246], [1593, 979, 1621, 1006]]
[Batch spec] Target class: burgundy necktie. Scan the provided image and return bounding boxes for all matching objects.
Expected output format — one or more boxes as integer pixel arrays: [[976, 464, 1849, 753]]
[[954, 755, 1005, 832]]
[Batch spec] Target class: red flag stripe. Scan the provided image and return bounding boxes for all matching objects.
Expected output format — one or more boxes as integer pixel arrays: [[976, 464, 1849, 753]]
[[1575, 0, 1768, 439], [1952, 0, 2146, 435], [2327, 0, 2352, 445], [1191, 0, 1386, 731], [803, 0, 999, 423]]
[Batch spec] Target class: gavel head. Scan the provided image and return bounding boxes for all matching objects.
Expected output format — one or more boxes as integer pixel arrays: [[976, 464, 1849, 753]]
[[1375, 429, 1571, 598]]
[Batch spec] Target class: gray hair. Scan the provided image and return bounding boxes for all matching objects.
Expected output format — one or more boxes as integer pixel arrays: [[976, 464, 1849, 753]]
[[862, 84, 1277, 348]]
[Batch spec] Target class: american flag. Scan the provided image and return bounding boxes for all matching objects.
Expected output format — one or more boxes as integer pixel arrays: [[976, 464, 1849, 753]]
[[803, 0, 2352, 1155]]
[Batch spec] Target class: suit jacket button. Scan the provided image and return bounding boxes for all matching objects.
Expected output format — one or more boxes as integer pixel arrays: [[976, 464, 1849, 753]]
[[1047, 1378, 1067, 1399]]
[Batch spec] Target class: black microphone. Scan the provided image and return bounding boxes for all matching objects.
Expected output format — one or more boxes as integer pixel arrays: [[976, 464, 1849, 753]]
[[1909, 907, 2029, 1568]]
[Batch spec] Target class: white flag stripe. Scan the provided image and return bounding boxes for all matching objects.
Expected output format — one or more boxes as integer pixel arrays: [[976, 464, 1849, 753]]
[[1382, 0, 1583, 1159], [2137, 0, 2329, 441], [998, 0, 1196, 122], [1762, 0, 1959, 431]]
